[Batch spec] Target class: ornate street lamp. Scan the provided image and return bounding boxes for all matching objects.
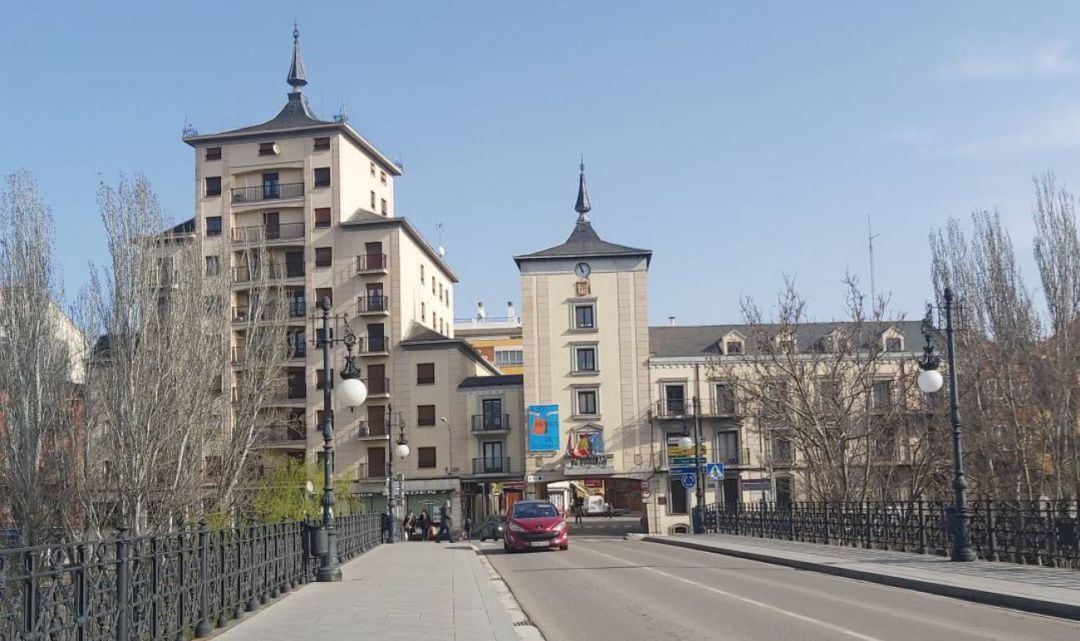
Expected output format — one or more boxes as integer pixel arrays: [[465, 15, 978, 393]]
[[384, 406, 409, 544], [314, 298, 368, 581], [917, 290, 976, 562]]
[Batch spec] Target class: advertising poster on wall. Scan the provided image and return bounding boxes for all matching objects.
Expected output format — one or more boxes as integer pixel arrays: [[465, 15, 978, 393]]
[[527, 404, 560, 451]]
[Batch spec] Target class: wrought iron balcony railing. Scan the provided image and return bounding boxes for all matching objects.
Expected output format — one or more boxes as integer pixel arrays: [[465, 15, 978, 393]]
[[231, 222, 305, 243], [472, 457, 511, 475], [231, 181, 304, 203], [357, 336, 388, 354], [356, 295, 390, 314], [232, 263, 304, 282], [356, 253, 389, 273], [470, 414, 510, 432]]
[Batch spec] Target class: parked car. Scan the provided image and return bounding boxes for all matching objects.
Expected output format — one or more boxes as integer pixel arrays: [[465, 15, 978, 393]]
[[477, 516, 505, 542], [503, 500, 569, 552]]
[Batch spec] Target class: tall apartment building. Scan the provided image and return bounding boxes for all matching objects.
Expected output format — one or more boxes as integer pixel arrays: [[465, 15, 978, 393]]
[[182, 29, 485, 514], [454, 301, 524, 374]]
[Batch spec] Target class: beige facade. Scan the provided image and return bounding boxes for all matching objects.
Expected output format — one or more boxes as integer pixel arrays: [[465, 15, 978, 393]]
[[515, 170, 653, 508], [454, 301, 524, 375], [181, 30, 482, 518]]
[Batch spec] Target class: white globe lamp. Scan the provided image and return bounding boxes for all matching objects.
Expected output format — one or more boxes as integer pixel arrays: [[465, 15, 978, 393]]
[[917, 368, 944, 394], [338, 376, 368, 407], [678, 435, 695, 450], [395, 442, 411, 459]]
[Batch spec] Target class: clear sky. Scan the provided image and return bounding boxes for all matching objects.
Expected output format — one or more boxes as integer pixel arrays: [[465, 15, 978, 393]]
[[5, 1, 1080, 325]]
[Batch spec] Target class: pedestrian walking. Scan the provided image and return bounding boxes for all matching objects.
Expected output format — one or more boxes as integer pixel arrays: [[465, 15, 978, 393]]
[[438, 502, 453, 542], [403, 511, 415, 541], [574, 497, 584, 524], [418, 510, 429, 541], [605, 503, 613, 519], [463, 515, 473, 541]]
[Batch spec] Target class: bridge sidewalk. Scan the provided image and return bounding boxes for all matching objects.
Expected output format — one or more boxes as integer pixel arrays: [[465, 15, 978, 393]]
[[645, 533, 1080, 620], [210, 542, 523, 641]]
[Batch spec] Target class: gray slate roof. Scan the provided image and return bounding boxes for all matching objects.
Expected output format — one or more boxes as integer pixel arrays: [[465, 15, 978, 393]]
[[212, 92, 330, 136], [649, 320, 926, 358], [458, 374, 523, 389], [514, 218, 652, 265]]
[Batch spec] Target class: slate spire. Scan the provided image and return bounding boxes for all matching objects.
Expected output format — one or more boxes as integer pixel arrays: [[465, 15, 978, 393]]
[[574, 156, 591, 222], [287, 23, 308, 92]]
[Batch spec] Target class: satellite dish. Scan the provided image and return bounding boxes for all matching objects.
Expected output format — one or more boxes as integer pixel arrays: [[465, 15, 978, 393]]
[[437, 245, 447, 257]]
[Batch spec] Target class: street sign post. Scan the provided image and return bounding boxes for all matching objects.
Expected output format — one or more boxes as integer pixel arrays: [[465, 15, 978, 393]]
[[706, 463, 724, 481], [681, 473, 696, 489]]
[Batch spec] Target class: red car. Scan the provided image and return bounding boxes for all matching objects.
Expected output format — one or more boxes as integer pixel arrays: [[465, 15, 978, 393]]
[[503, 500, 569, 552]]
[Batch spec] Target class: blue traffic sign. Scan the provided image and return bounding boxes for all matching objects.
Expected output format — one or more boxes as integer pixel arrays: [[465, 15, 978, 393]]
[[669, 465, 698, 475], [681, 473, 696, 489], [706, 463, 725, 480]]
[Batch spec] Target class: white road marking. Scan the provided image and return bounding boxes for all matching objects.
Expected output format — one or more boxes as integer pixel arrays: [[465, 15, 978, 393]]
[[579, 543, 889, 641]]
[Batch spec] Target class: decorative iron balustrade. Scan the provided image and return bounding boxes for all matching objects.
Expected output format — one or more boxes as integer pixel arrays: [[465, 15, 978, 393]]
[[0, 514, 381, 641], [470, 414, 510, 432], [231, 222, 305, 243], [230, 182, 304, 203], [698, 500, 1080, 570]]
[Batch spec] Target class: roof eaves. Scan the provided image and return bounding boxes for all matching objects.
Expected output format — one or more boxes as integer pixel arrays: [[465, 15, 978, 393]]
[[340, 215, 459, 282]]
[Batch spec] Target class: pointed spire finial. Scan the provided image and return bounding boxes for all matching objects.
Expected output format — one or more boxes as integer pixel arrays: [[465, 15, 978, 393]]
[[287, 22, 308, 92], [575, 155, 591, 222]]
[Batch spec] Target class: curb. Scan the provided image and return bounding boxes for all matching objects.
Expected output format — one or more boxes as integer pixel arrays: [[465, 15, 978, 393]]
[[471, 543, 547, 641], [644, 536, 1080, 622]]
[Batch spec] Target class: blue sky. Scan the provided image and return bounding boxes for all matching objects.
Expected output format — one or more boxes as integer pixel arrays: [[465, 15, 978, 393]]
[[6, 1, 1080, 325]]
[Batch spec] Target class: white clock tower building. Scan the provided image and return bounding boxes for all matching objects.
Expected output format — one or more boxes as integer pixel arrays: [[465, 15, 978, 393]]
[[514, 164, 653, 508]]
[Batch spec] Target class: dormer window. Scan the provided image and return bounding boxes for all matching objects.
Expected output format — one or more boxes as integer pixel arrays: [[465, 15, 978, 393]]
[[258, 142, 279, 156], [886, 336, 903, 352], [725, 339, 743, 355], [778, 338, 796, 354]]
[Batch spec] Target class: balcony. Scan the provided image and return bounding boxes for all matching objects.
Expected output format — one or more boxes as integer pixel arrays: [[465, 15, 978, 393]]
[[364, 377, 391, 397], [656, 398, 740, 418], [357, 462, 387, 480], [472, 457, 512, 475], [356, 253, 389, 274], [712, 447, 751, 467], [232, 263, 304, 283], [357, 420, 389, 440], [564, 453, 616, 476], [655, 399, 690, 418], [287, 301, 306, 319], [356, 295, 390, 315], [264, 421, 306, 444], [231, 182, 304, 204], [231, 222, 305, 244], [471, 414, 510, 434], [356, 336, 389, 356]]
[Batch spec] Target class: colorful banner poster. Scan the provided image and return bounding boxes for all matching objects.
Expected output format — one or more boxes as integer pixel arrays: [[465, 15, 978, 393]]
[[527, 404, 560, 452]]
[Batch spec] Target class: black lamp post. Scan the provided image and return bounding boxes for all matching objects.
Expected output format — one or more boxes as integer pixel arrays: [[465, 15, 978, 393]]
[[678, 397, 707, 534], [917, 288, 977, 562], [314, 298, 368, 582], [384, 406, 409, 544]]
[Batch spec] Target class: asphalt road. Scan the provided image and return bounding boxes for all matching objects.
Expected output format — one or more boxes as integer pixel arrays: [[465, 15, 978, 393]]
[[481, 537, 1080, 641]]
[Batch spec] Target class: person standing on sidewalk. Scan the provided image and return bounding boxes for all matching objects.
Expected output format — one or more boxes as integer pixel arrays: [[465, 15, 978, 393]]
[[463, 515, 473, 541], [438, 502, 454, 542], [403, 511, 415, 541], [418, 510, 430, 541]]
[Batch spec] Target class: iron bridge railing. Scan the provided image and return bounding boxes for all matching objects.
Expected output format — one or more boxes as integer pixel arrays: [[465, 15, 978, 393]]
[[698, 500, 1080, 569], [0, 513, 381, 640]]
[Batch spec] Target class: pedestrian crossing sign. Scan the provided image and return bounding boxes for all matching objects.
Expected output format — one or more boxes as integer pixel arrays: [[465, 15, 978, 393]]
[[706, 463, 724, 481]]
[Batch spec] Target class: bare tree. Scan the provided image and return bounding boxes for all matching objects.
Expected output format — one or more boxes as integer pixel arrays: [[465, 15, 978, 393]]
[[712, 275, 931, 502], [78, 174, 225, 535], [0, 171, 84, 544]]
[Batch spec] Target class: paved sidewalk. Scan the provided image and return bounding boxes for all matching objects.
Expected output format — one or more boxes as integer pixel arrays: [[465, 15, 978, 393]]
[[645, 533, 1080, 620], [210, 542, 522, 641]]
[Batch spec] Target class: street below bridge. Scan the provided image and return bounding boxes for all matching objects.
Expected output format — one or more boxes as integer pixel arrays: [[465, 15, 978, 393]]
[[481, 537, 1080, 641]]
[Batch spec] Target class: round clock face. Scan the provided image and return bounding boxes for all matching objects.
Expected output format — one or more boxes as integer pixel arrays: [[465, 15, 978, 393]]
[[575, 262, 591, 278]]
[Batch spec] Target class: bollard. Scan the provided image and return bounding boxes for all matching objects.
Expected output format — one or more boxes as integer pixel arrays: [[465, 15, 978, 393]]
[[116, 526, 130, 641], [194, 519, 212, 638]]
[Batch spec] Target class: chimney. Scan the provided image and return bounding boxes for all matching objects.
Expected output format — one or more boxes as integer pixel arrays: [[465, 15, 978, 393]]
[[506, 300, 516, 321], [668, 316, 677, 327], [475, 301, 486, 322]]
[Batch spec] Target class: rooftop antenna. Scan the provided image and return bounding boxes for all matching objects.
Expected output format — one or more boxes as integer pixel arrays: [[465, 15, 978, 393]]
[[333, 101, 349, 123], [435, 222, 447, 257], [181, 115, 197, 137], [868, 213, 879, 310]]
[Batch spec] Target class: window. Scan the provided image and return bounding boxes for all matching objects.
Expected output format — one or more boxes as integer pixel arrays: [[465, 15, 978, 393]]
[[725, 340, 743, 355], [313, 137, 330, 151], [315, 327, 334, 346], [316, 410, 326, 430], [417, 405, 436, 426], [258, 142, 278, 156], [573, 303, 595, 330], [205, 147, 221, 161], [421, 302, 426, 322], [315, 287, 333, 306], [764, 380, 788, 417], [576, 388, 598, 416], [370, 191, 376, 209], [370, 162, 376, 177], [205, 216, 222, 236], [205, 177, 221, 197], [380, 170, 387, 185], [668, 477, 688, 514], [431, 279, 436, 295], [314, 167, 331, 187], [716, 431, 740, 464], [438, 283, 443, 300], [817, 378, 839, 411], [314, 207, 331, 228], [418, 447, 437, 469], [662, 384, 686, 415], [315, 247, 332, 268], [715, 382, 736, 415], [380, 198, 387, 215], [871, 379, 893, 411], [494, 348, 523, 368], [205, 255, 220, 276], [417, 363, 435, 385], [886, 336, 903, 352], [316, 368, 334, 390], [420, 265, 425, 283], [573, 346, 597, 373]]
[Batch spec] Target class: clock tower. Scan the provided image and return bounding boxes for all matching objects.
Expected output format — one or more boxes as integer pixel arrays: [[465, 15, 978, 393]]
[[514, 163, 652, 504]]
